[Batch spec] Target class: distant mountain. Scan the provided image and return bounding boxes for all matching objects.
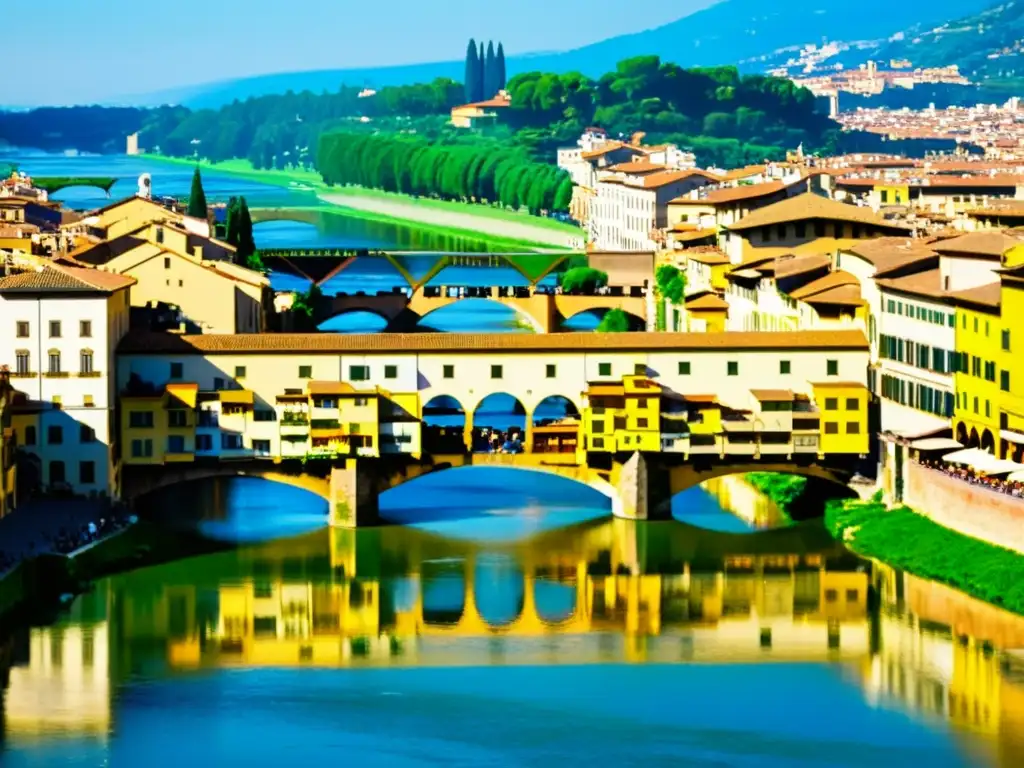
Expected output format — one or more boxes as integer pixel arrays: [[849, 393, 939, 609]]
[[875, 1, 1024, 80], [122, 0, 994, 109]]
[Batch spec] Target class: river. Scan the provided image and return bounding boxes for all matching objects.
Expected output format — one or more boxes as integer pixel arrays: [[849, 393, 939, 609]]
[[1, 471, 1022, 767], [3, 150, 594, 334]]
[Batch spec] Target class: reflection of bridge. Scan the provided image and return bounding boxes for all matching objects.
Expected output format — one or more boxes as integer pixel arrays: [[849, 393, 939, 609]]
[[316, 285, 648, 333], [121, 452, 858, 528]]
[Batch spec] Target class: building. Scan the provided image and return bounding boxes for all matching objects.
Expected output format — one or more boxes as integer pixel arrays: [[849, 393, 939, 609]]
[[449, 92, 511, 129], [0, 369, 16, 517], [0, 264, 134, 496], [0, 197, 62, 231], [951, 283, 1003, 452], [998, 249, 1024, 460], [67, 218, 269, 334], [115, 330, 871, 468], [75, 196, 190, 242]]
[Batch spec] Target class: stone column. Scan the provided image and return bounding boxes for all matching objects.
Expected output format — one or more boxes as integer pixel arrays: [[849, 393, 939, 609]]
[[612, 452, 671, 521], [329, 459, 380, 528]]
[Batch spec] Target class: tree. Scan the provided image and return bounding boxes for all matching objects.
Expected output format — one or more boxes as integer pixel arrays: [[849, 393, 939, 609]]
[[235, 197, 256, 262], [478, 42, 486, 102], [225, 196, 240, 247], [245, 250, 265, 273], [560, 267, 608, 294], [464, 39, 480, 103], [496, 42, 507, 92], [187, 167, 207, 219], [597, 308, 630, 332], [552, 175, 574, 213], [655, 263, 687, 305], [484, 41, 497, 99]]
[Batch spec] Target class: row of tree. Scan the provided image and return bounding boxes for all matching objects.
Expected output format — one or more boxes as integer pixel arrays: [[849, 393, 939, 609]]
[[463, 39, 507, 104], [316, 133, 574, 214], [186, 168, 261, 270]]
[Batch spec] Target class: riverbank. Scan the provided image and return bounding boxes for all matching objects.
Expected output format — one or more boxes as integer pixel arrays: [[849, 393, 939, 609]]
[[826, 498, 1024, 615], [145, 155, 583, 249]]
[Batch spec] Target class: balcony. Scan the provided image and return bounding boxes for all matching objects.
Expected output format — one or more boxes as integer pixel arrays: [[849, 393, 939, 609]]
[[165, 452, 195, 464], [78, 371, 103, 378], [10, 371, 36, 379], [794, 435, 820, 453], [43, 371, 70, 379], [281, 414, 310, 426]]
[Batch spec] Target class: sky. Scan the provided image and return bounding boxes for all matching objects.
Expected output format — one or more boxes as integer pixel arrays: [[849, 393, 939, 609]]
[[1, 0, 713, 106]]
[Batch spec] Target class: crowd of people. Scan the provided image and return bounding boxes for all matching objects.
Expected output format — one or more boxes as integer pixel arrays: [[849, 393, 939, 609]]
[[917, 458, 1024, 498], [474, 427, 525, 454]]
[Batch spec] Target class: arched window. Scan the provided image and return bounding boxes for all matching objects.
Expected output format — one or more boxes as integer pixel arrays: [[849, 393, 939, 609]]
[[80, 348, 94, 375], [47, 349, 61, 375]]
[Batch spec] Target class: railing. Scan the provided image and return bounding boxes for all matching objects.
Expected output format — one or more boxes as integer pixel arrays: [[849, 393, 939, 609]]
[[281, 415, 310, 426]]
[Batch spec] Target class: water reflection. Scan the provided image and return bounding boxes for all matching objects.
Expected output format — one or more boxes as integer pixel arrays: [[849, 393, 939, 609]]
[[3, 515, 1023, 764]]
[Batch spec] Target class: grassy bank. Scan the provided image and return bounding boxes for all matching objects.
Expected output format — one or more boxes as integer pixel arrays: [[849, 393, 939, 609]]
[[826, 499, 1024, 615], [144, 155, 581, 243]]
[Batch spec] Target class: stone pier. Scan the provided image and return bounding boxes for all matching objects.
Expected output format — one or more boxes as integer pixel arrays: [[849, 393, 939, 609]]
[[329, 460, 380, 528], [611, 452, 672, 521]]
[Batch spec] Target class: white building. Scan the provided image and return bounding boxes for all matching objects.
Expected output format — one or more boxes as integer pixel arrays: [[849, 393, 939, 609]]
[[0, 265, 134, 495]]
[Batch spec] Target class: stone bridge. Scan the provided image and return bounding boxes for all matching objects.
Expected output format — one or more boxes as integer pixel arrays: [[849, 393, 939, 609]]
[[120, 452, 857, 528], [318, 286, 650, 332]]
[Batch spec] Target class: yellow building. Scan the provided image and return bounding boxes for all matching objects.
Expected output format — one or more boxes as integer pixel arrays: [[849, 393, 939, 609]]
[[951, 284, 1002, 451], [0, 370, 16, 517], [77, 195, 187, 241], [68, 217, 269, 334], [812, 382, 871, 456], [582, 374, 662, 453], [999, 255, 1024, 460], [121, 382, 201, 465], [672, 291, 728, 332]]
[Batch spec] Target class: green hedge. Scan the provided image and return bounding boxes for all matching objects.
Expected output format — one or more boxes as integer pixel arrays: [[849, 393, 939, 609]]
[[826, 499, 1024, 615]]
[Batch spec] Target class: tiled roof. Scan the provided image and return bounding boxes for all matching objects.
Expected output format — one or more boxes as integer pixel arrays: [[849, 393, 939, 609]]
[[788, 270, 860, 301], [684, 247, 730, 265], [670, 181, 786, 206], [0, 264, 135, 293], [797, 284, 863, 307], [931, 230, 1023, 259], [728, 193, 910, 232], [949, 282, 1001, 310], [750, 389, 794, 401], [118, 329, 870, 355], [875, 268, 950, 302], [685, 293, 729, 310], [845, 237, 938, 275], [772, 254, 831, 279]]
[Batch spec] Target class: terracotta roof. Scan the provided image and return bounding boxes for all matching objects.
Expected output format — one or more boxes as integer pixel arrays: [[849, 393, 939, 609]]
[[581, 141, 640, 160], [966, 200, 1024, 217], [875, 268, 950, 302], [811, 381, 868, 389], [949, 282, 1001, 310], [931, 230, 1023, 259], [750, 389, 795, 401], [67, 234, 150, 264], [728, 193, 909, 232], [0, 264, 135, 293], [308, 381, 360, 396], [685, 293, 729, 311], [845, 237, 938, 275], [456, 96, 510, 110], [670, 181, 786, 206], [797, 284, 863, 307], [788, 270, 860, 301], [118, 329, 870, 355], [632, 169, 718, 190], [685, 247, 730, 265], [606, 161, 667, 174], [772, 254, 831, 279], [719, 165, 767, 180]]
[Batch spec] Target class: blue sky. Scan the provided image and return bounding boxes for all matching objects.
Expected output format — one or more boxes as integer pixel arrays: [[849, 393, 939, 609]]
[[2, 0, 711, 106]]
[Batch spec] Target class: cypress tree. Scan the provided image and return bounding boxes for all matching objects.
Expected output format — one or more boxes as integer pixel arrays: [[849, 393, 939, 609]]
[[477, 41, 486, 102], [464, 39, 479, 103], [484, 41, 497, 99], [187, 167, 208, 219], [236, 197, 256, 262], [496, 42, 507, 91], [225, 196, 240, 246]]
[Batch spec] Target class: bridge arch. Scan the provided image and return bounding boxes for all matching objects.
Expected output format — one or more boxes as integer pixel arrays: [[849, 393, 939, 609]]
[[120, 464, 333, 504], [250, 207, 324, 227], [473, 556, 526, 628], [421, 560, 466, 627], [561, 307, 646, 331], [413, 297, 546, 334], [531, 394, 582, 424], [534, 572, 579, 626], [469, 393, 528, 452]]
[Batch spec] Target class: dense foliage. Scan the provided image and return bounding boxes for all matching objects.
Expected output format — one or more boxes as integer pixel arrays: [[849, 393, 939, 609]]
[[655, 264, 686, 305], [224, 196, 259, 269], [596, 308, 630, 332], [560, 267, 608, 294], [317, 133, 574, 213], [464, 38, 507, 103], [186, 167, 208, 219], [826, 499, 1024, 614]]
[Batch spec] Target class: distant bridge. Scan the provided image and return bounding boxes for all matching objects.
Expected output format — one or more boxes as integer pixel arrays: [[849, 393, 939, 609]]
[[32, 176, 118, 196]]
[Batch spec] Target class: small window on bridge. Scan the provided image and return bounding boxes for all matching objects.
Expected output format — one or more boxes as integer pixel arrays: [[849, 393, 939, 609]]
[[546, 364, 556, 378], [385, 365, 398, 379], [299, 366, 312, 379], [491, 365, 503, 380], [779, 360, 791, 374], [727, 362, 738, 376], [598, 362, 612, 377], [826, 360, 839, 376], [443, 365, 455, 379]]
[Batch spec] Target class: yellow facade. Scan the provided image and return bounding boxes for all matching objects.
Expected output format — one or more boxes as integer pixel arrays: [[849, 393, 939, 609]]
[[953, 301, 1002, 450], [582, 376, 661, 452], [88, 196, 185, 240], [813, 382, 870, 455], [0, 374, 16, 517], [308, 384, 382, 458], [875, 185, 910, 206], [1000, 265, 1024, 458]]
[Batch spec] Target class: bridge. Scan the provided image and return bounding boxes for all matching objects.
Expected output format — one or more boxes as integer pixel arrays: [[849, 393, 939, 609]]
[[31, 176, 118, 196], [120, 451, 858, 529], [310, 284, 650, 332]]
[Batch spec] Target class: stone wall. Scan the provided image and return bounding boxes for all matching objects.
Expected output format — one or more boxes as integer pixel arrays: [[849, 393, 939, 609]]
[[904, 462, 1024, 555]]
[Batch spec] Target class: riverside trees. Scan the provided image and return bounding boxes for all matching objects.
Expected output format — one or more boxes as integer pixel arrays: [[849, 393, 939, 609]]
[[317, 133, 574, 213]]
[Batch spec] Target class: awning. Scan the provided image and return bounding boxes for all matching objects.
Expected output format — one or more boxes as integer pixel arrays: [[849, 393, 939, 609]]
[[166, 382, 199, 408], [910, 437, 962, 451], [942, 447, 1024, 475], [1001, 429, 1024, 445], [1007, 470, 1024, 482], [219, 389, 254, 406]]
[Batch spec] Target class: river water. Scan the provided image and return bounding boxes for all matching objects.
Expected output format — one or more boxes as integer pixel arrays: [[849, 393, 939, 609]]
[[2, 471, 1022, 767], [3, 150, 593, 334]]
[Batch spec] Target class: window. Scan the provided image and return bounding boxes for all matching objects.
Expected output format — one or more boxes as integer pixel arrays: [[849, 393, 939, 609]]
[[254, 409, 276, 422], [79, 425, 95, 443], [49, 320, 61, 338], [129, 411, 154, 428], [824, 422, 838, 434], [170, 362, 183, 380], [83, 395, 94, 407], [168, 410, 188, 428], [253, 439, 272, 456], [157, 228, 165, 245], [727, 361, 738, 376], [598, 362, 612, 376], [1003, 329, 1012, 352], [794, 222, 806, 238], [385, 365, 398, 379], [592, 420, 605, 434], [80, 350, 93, 374], [196, 434, 213, 452], [80, 320, 92, 338], [546, 364, 556, 378], [198, 409, 218, 427], [845, 398, 859, 411], [16, 321, 28, 338], [825, 398, 838, 411], [299, 365, 312, 379], [678, 361, 691, 375], [814, 221, 826, 237], [491, 364, 503, 379], [167, 435, 185, 453], [826, 360, 838, 376], [349, 365, 370, 381], [637, 418, 649, 428], [634, 363, 646, 375], [214, 377, 224, 390], [47, 426, 63, 445], [221, 434, 243, 450], [1002, 370, 1011, 392], [49, 461, 66, 485], [313, 397, 337, 409], [235, 366, 247, 379], [779, 361, 791, 375], [48, 351, 61, 374], [443, 364, 455, 379], [761, 226, 771, 242], [15, 351, 29, 375], [974, 317, 979, 333], [79, 461, 95, 485], [592, 437, 605, 449], [354, 397, 369, 406], [846, 422, 860, 434], [24, 426, 36, 446], [131, 439, 154, 458]]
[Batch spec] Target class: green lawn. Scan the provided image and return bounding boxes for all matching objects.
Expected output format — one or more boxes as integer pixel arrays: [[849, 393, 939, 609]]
[[826, 499, 1024, 615]]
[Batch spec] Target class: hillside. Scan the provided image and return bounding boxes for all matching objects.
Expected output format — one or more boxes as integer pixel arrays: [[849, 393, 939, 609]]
[[875, 1, 1024, 80], [122, 0, 991, 109]]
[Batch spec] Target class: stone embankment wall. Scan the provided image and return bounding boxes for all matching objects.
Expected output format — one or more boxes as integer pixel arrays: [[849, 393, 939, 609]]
[[905, 463, 1024, 555]]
